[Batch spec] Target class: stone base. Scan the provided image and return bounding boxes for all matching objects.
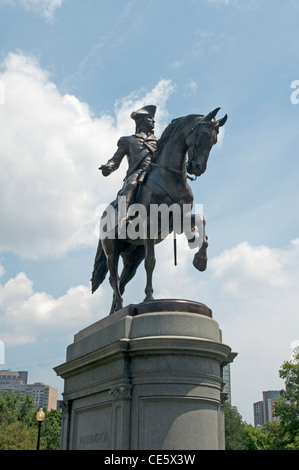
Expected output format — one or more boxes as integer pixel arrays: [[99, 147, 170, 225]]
[[54, 299, 236, 450]]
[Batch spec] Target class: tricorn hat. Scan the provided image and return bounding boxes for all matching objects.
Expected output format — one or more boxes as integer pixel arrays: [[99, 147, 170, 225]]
[[130, 105, 156, 121]]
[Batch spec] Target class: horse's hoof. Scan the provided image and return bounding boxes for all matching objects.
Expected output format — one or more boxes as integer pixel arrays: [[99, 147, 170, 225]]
[[193, 252, 207, 271], [109, 302, 123, 315], [143, 295, 155, 303]]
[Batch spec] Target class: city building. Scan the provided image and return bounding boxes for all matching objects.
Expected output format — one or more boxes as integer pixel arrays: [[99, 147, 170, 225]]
[[222, 363, 232, 404], [0, 370, 28, 384], [0, 370, 58, 411], [253, 390, 281, 427], [253, 400, 264, 427]]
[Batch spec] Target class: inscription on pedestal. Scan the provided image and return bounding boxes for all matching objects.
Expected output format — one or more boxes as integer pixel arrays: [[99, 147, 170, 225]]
[[79, 432, 108, 446], [74, 404, 112, 450]]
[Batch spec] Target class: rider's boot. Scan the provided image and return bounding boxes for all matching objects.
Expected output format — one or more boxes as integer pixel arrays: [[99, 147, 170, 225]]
[[118, 186, 135, 231]]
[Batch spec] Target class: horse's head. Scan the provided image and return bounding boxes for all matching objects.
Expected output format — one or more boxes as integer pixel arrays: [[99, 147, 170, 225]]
[[186, 108, 227, 177]]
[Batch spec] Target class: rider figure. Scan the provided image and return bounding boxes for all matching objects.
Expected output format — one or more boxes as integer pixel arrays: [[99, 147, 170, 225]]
[[100, 105, 157, 223]]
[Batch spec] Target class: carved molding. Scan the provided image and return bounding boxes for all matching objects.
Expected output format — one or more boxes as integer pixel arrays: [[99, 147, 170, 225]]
[[220, 392, 229, 406], [109, 384, 132, 400], [60, 400, 71, 413]]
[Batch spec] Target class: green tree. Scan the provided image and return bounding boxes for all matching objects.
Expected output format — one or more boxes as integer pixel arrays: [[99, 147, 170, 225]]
[[273, 347, 299, 448], [285, 434, 299, 450], [0, 390, 62, 450], [0, 391, 37, 449], [242, 424, 269, 450], [41, 409, 62, 450], [224, 351, 299, 451], [261, 421, 289, 450], [0, 390, 35, 426], [0, 421, 37, 450], [224, 402, 245, 449]]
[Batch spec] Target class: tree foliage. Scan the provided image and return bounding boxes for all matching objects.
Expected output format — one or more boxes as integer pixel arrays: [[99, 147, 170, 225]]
[[225, 348, 299, 450], [0, 390, 61, 450], [273, 347, 299, 448], [224, 402, 245, 449], [275, 349, 299, 415], [242, 424, 269, 450]]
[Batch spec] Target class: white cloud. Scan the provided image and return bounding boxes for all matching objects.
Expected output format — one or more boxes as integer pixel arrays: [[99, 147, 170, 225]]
[[208, 240, 299, 362], [0, 52, 174, 259], [208, 240, 299, 359], [20, 0, 64, 20], [184, 79, 198, 97], [208, 0, 232, 4], [113, 79, 175, 138], [207, 0, 261, 10], [0, 0, 64, 21], [209, 241, 293, 297], [0, 268, 108, 345]]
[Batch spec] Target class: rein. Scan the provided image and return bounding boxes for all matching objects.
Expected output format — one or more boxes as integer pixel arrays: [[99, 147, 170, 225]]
[[150, 162, 197, 181], [184, 121, 201, 181]]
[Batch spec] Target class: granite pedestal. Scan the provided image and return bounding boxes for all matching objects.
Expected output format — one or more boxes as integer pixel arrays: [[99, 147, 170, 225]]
[[54, 299, 236, 450]]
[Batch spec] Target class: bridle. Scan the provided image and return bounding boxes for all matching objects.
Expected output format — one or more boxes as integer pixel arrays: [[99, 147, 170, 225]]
[[150, 161, 197, 182], [185, 120, 218, 180], [150, 120, 205, 182], [184, 121, 202, 181]]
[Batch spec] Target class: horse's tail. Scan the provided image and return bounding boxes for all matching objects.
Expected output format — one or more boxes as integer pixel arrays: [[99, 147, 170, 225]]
[[91, 239, 108, 293]]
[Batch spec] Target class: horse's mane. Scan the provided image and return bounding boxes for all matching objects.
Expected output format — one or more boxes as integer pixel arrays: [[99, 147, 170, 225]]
[[152, 114, 203, 162]]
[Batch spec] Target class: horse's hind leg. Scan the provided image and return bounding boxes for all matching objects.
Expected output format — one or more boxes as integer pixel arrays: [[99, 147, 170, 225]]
[[110, 292, 116, 315], [144, 239, 156, 302], [119, 246, 145, 296], [107, 251, 123, 313]]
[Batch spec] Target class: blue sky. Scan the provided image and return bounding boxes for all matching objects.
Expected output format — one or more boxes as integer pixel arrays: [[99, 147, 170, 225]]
[[0, 0, 299, 425]]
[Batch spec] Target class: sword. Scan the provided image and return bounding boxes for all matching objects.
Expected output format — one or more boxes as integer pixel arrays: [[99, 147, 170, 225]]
[[174, 232, 177, 266]]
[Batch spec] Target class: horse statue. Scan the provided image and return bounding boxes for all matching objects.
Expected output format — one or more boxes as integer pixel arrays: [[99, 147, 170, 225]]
[[91, 108, 227, 313]]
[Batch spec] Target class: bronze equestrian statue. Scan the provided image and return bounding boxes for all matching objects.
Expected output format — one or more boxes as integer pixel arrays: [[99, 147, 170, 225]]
[[92, 106, 227, 314]]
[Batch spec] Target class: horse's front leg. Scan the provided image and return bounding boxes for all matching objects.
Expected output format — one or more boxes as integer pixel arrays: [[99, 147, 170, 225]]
[[144, 238, 156, 302], [107, 252, 123, 313], [184, 213, 200, 247], [191, 214, 208, 272]]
